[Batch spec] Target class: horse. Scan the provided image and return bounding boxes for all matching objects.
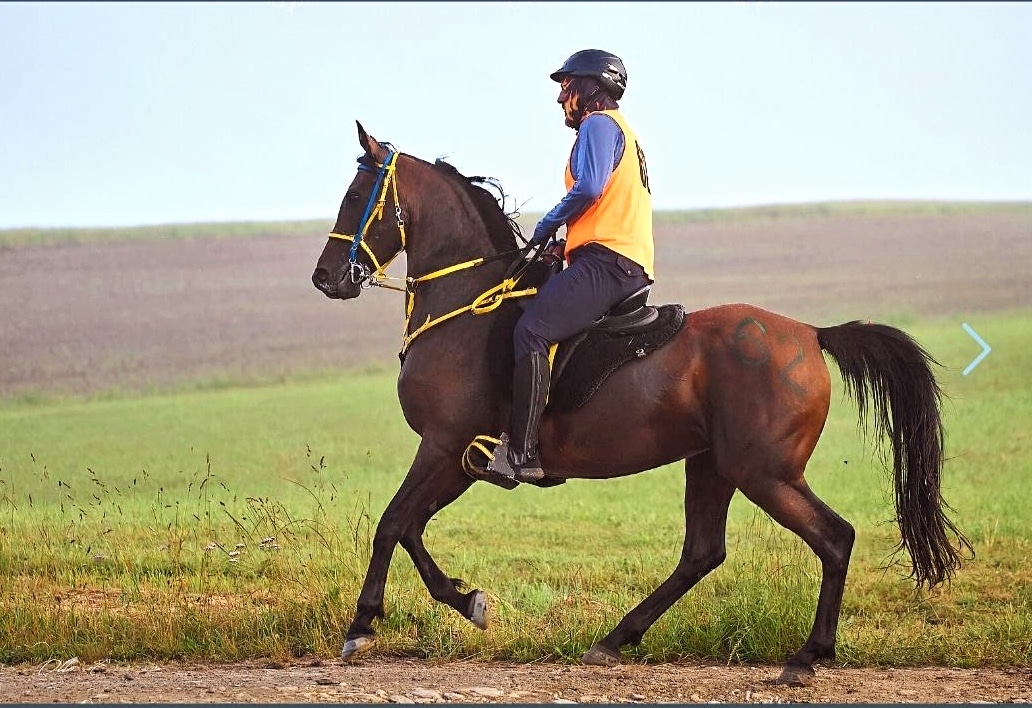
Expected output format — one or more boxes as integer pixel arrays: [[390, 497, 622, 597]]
[[311, 121, 971, 686]]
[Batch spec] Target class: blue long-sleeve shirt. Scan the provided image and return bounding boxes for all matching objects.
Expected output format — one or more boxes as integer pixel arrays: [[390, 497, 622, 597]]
[[533, 113, 626, 243]]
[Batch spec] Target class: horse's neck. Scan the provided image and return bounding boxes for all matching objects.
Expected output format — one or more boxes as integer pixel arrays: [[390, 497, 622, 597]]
[[396, 165, 520, 424], [398, 182, 512, 379], [405, 173, 510, 291]]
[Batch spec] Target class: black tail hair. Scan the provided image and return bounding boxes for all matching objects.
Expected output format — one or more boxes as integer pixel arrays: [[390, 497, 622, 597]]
[[818, 321, 972, 587]]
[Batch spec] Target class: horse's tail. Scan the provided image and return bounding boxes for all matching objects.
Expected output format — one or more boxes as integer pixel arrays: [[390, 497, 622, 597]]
[[816, 321, 972, 588]]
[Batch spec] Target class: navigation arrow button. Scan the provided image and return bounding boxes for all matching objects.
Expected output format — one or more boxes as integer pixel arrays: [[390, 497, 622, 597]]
[[961, 322, 992, 376]]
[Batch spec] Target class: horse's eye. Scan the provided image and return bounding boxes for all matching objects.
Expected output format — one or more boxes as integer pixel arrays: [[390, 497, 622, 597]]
[[345, 190, 361, 202]]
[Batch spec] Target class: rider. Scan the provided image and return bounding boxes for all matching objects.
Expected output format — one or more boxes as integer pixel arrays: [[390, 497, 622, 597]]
[[490, 48, 655, 483]]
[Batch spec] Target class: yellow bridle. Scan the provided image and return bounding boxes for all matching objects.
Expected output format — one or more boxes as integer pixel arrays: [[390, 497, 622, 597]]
[[328, 149, 408, 290], [327, 149, 538, 355]]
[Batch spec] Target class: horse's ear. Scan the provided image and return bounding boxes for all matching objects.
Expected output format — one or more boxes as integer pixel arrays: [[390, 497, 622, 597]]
[[355, 121, 387, 163]]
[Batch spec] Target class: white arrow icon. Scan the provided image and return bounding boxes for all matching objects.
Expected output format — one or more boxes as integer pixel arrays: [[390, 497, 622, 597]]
[[961, 323, 991, 376]]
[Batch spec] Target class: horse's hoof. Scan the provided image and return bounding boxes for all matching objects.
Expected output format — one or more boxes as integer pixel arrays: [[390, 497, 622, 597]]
[[341, 635, 376, 661], [469, 590, 489, 630], [581, 643, 622, 666], [775, 663, 815, 687]]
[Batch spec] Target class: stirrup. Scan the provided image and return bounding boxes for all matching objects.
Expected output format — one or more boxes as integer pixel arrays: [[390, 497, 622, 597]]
[[489, 434, 545, 483], [462, 435, 519, 490]]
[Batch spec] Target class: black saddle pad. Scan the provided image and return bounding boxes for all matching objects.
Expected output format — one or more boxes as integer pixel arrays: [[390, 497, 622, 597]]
[[547, 304, 685, 413]]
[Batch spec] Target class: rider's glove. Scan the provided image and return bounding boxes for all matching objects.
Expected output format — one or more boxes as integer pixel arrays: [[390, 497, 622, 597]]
[[547, 238, 566, 262], [541, 239, 566, 274]]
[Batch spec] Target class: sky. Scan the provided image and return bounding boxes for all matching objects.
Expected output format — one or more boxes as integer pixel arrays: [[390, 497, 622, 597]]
[[1, 1, 1031, 229]]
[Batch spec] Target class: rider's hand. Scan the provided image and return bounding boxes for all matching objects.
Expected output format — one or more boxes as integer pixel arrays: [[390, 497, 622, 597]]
[[546, 238, 566, 262], [541, 238, 566, 274]]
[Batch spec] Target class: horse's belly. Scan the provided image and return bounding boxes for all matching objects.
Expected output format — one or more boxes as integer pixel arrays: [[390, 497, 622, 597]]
[[541, 409, 707, 479]]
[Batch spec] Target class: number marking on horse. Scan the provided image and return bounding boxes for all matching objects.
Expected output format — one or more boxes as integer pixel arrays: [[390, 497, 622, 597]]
[[733, 317, 771, 367], [776, 333, 807, 397], [733, 317, 806, 396]]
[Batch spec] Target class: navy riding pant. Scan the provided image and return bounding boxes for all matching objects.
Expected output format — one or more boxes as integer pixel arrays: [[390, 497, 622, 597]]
[[513, 242, 651, 362]]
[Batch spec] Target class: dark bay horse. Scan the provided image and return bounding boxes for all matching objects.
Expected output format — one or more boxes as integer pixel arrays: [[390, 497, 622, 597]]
[[312, 122, 970, 685]]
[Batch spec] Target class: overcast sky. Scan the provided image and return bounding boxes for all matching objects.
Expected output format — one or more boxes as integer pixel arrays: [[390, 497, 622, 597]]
[[1, 1, 1030, 228]]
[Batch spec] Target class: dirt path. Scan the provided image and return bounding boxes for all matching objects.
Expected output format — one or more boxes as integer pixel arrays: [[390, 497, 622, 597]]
[[2, 658, 1030, 704]]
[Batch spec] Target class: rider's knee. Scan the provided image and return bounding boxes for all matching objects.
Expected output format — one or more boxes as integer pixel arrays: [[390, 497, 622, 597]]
[[513, 320, 552, 362]]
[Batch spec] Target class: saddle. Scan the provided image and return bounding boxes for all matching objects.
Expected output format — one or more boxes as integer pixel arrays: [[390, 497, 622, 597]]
[[462, 284, 686, 489], [548, 286, 684, 413]]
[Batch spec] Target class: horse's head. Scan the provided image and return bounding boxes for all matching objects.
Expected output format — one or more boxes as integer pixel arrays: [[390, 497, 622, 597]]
[[312, 121, 407, 300]]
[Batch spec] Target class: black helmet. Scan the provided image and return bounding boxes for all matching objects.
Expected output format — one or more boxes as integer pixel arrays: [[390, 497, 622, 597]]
[[550, 49, 627, 100]]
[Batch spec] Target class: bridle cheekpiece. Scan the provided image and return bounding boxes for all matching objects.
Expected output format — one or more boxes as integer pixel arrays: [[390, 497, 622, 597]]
[[328, 144, 406, 288]]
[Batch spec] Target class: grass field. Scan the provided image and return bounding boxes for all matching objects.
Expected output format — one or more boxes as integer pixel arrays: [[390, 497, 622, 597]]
[[1, 305, 1029, 666]]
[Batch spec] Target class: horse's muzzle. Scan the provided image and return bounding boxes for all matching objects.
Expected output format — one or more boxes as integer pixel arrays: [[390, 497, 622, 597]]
[[312, 267, 362, 300], [312, 267, 336, 297]]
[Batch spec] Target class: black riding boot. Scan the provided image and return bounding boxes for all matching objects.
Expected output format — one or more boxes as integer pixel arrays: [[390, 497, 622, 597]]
[[505, 351, 551, 482]]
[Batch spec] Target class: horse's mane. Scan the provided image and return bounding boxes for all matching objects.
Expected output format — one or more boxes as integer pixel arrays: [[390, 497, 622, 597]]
[[429, 158, 525, 254], [357, 147, 525, 254]]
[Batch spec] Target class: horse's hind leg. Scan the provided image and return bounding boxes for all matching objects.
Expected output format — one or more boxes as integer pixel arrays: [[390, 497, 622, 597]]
[[737, 474, 855, 686], [583, 452, 736, 666]]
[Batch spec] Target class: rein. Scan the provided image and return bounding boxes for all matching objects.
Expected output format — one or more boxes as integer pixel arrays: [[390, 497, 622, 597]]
[[328, 147, 538, 355]]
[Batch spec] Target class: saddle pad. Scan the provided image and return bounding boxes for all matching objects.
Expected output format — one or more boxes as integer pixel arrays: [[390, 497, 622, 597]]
[[548, 304, 686, 413]]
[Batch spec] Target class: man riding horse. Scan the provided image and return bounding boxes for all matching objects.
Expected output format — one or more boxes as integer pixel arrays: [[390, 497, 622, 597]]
[[311, 51, 969, 682], [489, 48, 656, 484]]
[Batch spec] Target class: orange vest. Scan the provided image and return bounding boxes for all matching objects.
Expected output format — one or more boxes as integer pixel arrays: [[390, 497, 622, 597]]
[[564, 110, 654, 279]]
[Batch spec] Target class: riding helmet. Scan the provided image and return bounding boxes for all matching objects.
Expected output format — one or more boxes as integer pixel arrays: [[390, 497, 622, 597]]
[[550, 49, 628, 100]]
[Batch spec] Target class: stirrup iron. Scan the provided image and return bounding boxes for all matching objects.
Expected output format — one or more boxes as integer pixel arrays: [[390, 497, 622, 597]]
[[489, 434, 544, 482]]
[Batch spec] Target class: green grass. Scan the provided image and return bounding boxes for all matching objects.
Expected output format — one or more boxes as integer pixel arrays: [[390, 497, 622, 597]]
[[0, 311, 1029, 666]]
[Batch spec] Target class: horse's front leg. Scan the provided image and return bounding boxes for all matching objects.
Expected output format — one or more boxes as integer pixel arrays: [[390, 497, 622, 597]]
[[343, 440, 476, 660], [399, 466, 488, 628]]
